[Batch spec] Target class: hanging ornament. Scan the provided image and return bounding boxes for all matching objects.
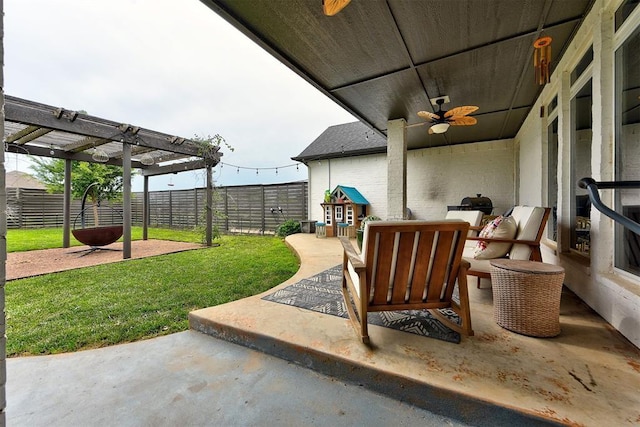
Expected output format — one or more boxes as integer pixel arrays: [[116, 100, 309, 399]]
[[139, 153, 154, 166], [91, 146, 109, 163], [533, 36, 552, 85]]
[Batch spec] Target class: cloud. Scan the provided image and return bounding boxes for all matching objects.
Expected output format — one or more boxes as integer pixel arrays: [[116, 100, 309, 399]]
[[4, 0, 355, 190]]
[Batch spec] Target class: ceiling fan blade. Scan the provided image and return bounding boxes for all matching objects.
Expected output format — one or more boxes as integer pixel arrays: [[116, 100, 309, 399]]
[[449, 116, 478, 126], [444, 106, 479, 118], [323, 0, 351, 16], [417, 110, 439, 121]]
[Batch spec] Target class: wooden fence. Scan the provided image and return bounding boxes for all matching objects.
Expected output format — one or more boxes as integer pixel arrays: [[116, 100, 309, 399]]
[[7, 181, 309, 234]]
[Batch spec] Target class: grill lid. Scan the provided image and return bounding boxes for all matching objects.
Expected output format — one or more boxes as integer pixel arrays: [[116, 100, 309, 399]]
[[459, 194, 493, 215]]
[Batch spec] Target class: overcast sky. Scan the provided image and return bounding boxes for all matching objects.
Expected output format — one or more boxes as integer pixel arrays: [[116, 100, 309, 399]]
[[3, 0, 355, 191]]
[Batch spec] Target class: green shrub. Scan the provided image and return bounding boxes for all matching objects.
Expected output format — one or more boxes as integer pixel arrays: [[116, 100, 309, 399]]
[[276, 219, 301, 237]]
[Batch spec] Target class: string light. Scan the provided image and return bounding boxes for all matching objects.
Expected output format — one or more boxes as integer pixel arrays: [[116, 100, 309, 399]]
[[217, 161, 303, 175]]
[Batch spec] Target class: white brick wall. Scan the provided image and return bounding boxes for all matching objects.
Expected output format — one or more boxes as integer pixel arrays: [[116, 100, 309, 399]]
[[407, 140, 515, 219], [308, 155, 387, 222], [307, 140, 515, 222]]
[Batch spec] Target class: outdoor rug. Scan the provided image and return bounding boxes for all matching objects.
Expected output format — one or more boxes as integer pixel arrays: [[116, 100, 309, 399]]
[[262, 265, 461, 344]]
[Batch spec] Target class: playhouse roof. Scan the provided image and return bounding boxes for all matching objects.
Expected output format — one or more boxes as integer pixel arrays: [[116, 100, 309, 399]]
[[332, 185, 369, 205], [292, 122, 386, 162]]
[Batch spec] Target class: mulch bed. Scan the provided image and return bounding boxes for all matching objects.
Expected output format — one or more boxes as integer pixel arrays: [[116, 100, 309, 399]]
[[7, 240, 203, 280]]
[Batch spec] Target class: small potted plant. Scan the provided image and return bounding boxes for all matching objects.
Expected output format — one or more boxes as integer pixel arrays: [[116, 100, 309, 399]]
[[357, 215, 381, 250]]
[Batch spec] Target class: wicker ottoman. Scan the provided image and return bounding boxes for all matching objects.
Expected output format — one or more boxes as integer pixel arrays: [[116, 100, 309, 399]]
[[489, 259, 565, 337]]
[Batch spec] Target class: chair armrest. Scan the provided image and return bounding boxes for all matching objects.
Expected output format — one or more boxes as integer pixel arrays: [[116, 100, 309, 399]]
[[460, 259, 470, 269], [339, 236, 365, 270], [466, 236, 540, 246]]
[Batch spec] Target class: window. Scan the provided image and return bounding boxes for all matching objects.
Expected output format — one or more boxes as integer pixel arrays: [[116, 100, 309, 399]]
[[346, 205, 354, 224], [324, 206, 332, 225], [548, 117, 559, 241], [548, 96, 558, 114], [571, 80, 592, 256], [615, 24, 640, 274], [571, 47, 594, 85], [616, 0, 640, 30]]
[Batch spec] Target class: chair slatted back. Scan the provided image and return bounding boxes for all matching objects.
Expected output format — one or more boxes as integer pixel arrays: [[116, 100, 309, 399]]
[[362, 221, 469, 308]]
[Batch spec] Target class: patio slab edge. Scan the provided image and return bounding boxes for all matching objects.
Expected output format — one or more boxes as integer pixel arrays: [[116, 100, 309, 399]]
[[188, 311, 562, 427]]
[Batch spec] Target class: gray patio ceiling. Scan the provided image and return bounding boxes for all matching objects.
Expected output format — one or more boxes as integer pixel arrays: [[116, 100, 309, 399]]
[[201, 0, 594, 150], [3, 95, 220, 176]]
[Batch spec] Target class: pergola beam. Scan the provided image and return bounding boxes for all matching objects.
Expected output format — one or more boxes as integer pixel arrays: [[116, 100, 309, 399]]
[[65, 136, 112, 153], [5, 144, 146, 168], [4, 125, 51, 143], [4, 95, 206, 158], [141, 159, 214, 177]]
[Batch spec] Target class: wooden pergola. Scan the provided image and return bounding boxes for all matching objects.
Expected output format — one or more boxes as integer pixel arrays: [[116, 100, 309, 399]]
[[3, 95, 221, 258]]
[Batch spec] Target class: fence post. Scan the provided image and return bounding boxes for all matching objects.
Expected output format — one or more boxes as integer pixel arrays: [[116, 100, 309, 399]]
[[194, 187, 198, 227], [261, 185, 266, 235], [169, 190, 173, 227], [224, 187, 229, 232]]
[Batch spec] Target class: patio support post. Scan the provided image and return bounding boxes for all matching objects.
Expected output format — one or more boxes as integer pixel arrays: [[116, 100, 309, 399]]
[[143, 175, 149, 241], [123, 143, 132, 259], [591, 7, 615, 272], [386, 118, 407, 220], [206, 165, 213, 246], [62, 159, 72, 247]]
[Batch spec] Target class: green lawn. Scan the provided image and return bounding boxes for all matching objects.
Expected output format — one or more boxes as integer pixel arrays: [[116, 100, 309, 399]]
[[5, 229, 299, 357], [7, 226, 203, 252]]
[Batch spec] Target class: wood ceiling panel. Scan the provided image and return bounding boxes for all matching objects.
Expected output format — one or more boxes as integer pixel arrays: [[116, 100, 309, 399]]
[[391, 0, 548, 64], [205, 0, 595, 150], [332, 68, 431, 131], [214, 0, 411, 89], [415, 37, 532, 114]]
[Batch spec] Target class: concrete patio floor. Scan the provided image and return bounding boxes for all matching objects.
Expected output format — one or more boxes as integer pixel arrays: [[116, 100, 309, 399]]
[[190, 233, 640, 426]]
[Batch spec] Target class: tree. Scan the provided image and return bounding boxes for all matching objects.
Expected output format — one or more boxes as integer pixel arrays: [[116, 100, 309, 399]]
[[30, 158, 131, 226]]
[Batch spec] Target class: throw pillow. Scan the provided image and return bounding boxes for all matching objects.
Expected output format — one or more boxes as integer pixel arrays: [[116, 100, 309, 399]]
[[472, 215, 517, 259]]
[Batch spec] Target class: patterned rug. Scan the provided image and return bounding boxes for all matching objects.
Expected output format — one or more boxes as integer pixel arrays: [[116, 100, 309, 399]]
[[262, 265, 461, 343]]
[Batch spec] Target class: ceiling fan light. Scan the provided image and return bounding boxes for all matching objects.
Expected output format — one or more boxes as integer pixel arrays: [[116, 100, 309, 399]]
[[430, 122, 450, 134]]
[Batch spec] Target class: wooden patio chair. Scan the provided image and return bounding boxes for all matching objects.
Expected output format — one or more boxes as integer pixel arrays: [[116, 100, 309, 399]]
[[339, 220, 474, 344], [463, 206, 551, 288]]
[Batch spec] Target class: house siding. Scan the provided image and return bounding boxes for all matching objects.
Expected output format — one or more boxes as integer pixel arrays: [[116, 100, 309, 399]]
[[307, 140, 515, 223]]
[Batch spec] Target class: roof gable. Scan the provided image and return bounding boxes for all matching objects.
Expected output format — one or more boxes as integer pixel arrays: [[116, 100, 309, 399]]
[[331, 185, 369, 205], [6, 171, 47, 190], [292, 121, 386, 162]]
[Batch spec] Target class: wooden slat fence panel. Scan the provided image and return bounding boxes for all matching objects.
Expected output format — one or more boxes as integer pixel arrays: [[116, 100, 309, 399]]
[[8, 182, 309, 234]]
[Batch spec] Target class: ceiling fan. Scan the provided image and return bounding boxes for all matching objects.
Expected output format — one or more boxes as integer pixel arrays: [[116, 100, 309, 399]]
[[417, 97, 479, 134]]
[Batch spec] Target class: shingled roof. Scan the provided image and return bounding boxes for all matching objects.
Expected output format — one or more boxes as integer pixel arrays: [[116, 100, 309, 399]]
[[292, 122, 386, 162], [5, 171, 47, 190]]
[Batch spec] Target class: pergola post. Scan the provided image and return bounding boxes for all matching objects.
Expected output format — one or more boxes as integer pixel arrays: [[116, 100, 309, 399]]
[[123, 143, 132, 259], [206, 165, 213, 246], [143, 175, 149, 241], [62, 159, 72, 247]]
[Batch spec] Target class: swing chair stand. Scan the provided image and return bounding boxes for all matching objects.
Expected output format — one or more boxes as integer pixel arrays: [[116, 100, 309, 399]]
[[69, 245, 123, 257]]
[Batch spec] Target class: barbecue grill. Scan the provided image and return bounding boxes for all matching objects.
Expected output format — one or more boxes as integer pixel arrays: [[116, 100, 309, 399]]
[[447, 194, 493, 215]]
